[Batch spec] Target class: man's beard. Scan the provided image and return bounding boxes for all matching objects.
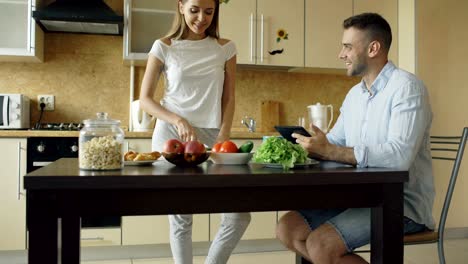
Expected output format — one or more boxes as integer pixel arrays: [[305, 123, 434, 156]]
[[349, 61, 367, 76]]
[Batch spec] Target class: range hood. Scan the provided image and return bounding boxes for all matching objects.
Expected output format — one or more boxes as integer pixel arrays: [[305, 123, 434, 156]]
[[33, 0, 123, 35]]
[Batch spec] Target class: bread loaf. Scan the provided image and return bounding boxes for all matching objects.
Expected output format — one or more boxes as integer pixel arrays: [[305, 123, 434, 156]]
[[124, 151, 160, 161]]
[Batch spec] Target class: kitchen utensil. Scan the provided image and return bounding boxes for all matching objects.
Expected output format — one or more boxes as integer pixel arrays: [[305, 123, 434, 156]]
[[131, 100, 155, 132], [162, 152, 210, 167], [261, 100, 280, 132], [209, 152, 253, 165], [307, 103, 333, 133]]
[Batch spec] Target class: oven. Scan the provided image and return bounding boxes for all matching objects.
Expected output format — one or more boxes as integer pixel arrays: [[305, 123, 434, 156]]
[[27, 124, 121, 228]]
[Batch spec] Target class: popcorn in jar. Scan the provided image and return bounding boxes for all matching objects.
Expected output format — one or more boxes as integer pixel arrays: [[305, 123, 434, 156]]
[[79, 112, 125, 170], [79, 135, 122, 170]]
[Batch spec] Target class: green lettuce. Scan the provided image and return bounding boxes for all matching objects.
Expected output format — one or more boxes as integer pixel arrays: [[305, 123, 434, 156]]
[[253, 137, 308, 170]]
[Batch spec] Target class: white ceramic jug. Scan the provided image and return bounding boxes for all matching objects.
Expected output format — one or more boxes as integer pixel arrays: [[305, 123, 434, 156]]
[[131, 100, 155, 132], [307, 103, 333, 133]]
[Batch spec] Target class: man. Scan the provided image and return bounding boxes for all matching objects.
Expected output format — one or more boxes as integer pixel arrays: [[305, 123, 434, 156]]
[[276, 13, 435, 264]]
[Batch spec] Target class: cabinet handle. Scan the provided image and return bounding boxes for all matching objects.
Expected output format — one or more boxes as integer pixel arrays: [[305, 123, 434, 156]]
[[27, 0, 33, 52], [260, 14, 264, 63], [81, 237, 105, 241], [124, 0, 131, 57], [249, 13, 254, 62], [17, 142, 25, 200]]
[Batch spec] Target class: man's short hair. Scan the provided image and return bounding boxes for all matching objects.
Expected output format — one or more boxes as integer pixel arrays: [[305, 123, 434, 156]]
[[343, 13, 392, 52]]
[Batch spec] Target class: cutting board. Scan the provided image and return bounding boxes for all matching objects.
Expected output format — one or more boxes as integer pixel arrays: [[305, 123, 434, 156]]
[[261, 100, 280, 132]]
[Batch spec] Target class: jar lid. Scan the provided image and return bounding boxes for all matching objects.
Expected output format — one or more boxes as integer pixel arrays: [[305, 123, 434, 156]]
[[83, 112, 121, 126]]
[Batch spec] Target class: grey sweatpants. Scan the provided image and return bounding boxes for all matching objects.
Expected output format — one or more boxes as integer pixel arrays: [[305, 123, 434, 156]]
[[152, 120, 252, 264]]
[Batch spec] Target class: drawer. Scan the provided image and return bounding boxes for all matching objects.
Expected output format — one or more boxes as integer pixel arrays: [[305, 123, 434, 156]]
[[81, 228, 121, 247]]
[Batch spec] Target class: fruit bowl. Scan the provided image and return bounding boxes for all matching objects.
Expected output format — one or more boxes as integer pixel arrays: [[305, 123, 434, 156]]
[[209, 152, 253, 165], [162, 152, 210, 167]]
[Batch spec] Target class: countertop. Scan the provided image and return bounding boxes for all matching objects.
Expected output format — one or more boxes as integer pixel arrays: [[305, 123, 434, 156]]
[[0, 129, 278, 139]]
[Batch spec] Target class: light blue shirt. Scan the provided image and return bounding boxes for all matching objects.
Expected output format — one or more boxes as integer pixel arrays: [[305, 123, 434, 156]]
[[327, 61, 435, 229]]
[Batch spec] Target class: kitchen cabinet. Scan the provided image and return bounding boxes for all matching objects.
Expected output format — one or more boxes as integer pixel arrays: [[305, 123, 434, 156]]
[[81, 228, 121, 247], [354, 0, 398, 65], [305, 0, 352, 69], [122, 138, 209, 245], [124, 138, 153, 153], [219, 0, 304, 67], [210, 212, 277, 241], [123, 0, 176, 66], [0, 0, 44, 62], [123, 214, 209, 245], [0, 138, 27, 250], [305, 0, 398, 69]]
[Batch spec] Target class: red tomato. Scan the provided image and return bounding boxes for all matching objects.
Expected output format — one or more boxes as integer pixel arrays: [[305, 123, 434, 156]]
[[212, 142, 222, 153], [219, 141, 238, 153]]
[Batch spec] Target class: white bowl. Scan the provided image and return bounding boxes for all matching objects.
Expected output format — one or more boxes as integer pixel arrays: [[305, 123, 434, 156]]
[[209, 152, 253, 165]]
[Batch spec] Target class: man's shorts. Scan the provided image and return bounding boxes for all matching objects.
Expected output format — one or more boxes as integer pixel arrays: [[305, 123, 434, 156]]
[[298, 208, 427, 252]]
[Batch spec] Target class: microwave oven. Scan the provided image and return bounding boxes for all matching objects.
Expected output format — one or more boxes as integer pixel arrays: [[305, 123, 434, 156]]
[[0, 94, 30, 129]]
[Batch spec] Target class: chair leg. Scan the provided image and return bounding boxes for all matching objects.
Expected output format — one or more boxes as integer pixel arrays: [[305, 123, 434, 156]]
[[438, 239, 446, 264]]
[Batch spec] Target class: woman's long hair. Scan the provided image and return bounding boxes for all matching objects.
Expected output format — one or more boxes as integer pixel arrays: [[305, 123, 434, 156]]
[[165, 0, 220, 40]]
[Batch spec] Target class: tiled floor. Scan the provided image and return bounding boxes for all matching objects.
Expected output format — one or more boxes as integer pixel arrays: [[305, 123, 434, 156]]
[[81, 238, 468, 264], [2, 238, 467, 263]]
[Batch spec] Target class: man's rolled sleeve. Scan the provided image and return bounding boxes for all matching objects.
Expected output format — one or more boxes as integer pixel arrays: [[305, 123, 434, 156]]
[[353, 145, 368, 168]]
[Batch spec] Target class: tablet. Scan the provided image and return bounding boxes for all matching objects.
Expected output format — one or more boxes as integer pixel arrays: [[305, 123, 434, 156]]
[[274, 126, 312, 144]]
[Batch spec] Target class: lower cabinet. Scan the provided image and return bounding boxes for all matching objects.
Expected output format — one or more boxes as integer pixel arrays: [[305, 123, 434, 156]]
[[122, 214, 209, 245], [125, 138, 153, 153], [0, 138, 27, 250], [210, 212, 277, 241], [81, 228, 122, 247]]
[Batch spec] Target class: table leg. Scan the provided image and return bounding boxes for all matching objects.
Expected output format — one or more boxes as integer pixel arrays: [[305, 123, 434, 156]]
[[371, 183, 404, 264], [28, 205, 58, 263], [61, 216, 81, 264]]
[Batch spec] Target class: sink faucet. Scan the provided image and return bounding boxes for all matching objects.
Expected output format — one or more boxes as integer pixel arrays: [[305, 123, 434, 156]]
[[241, 116, 256, 132]]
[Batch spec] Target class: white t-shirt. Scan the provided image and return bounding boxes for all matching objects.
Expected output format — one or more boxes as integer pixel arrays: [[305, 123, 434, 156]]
[[149, 37, 237, 128]]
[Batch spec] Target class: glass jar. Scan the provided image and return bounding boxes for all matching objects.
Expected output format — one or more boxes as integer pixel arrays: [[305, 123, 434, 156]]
[[79, 112, 125, 170]]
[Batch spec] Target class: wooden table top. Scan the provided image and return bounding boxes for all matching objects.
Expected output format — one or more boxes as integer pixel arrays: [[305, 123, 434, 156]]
[[24, 158, 408, 190]]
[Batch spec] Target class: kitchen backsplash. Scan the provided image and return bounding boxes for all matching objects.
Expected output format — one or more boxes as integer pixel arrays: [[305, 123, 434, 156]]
[[0, 33, 359, 131]]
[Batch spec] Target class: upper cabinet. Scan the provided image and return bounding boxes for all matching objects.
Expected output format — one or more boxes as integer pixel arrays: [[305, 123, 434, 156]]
[[123, 0, 176, 66], [305, 0, 352, 69], [0, 0, 44, 62], [354, 0, 398, 65], [219, 0, 304, 67], [305, 0, 398, 69]]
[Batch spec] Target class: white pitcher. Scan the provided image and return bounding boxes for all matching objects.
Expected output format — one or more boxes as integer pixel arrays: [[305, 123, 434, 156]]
[[131, 100, 155, 132], [307, 103, 333, 133]]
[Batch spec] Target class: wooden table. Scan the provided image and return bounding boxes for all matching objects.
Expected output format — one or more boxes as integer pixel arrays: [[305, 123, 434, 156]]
[[24, 158, 407, 264]]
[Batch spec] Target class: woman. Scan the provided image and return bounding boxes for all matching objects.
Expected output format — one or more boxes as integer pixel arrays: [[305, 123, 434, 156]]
[[139, 0, 251, 263]]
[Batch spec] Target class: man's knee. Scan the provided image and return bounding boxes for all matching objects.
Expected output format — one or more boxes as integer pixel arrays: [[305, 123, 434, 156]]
[[306, 223, 348, 264], [276, 211, 306, 249]]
